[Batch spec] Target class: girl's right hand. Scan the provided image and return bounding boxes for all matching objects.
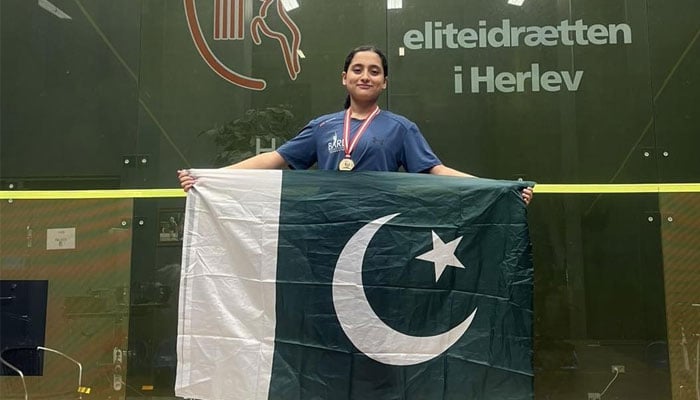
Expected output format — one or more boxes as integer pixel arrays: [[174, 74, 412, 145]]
[[178, 169, 196, 192]]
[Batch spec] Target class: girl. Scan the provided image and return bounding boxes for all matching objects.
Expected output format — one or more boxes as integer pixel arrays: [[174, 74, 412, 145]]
[[178, 45, 533, 204]]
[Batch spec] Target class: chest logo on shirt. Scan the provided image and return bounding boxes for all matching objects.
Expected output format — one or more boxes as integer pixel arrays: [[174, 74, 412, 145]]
[[327, 133, 344, 154]]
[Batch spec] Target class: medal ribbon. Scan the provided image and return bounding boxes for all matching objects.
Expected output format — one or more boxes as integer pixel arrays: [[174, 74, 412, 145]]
[[342, 106, 380, 160]]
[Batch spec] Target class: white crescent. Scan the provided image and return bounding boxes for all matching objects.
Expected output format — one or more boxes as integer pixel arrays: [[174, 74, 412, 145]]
[[332, 213, 478, 366]]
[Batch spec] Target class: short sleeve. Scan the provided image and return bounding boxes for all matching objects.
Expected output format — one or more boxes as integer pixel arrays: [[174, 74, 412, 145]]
[[276, 122, 318, 170], [402, 122, 442, 173]]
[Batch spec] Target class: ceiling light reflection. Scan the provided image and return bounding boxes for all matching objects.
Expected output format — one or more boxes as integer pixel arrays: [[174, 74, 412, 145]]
[[38, 0, 72, 19], [281, 0, 299, 11], [387, 0, 403, 10]]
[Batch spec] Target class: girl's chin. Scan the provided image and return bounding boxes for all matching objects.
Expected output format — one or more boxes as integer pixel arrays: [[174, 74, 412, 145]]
[[350, 93, 380, 102]]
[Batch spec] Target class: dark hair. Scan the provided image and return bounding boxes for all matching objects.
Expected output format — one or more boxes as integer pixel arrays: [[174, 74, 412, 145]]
[[343, 45, 388, 109]]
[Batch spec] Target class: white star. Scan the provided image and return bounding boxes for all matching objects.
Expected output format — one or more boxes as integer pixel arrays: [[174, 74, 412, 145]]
[[415, 231, 466, 281]]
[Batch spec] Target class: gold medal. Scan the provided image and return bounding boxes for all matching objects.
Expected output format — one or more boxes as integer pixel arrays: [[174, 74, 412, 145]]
[[339, 106, 380, 172], [338, 158, 355, 171]]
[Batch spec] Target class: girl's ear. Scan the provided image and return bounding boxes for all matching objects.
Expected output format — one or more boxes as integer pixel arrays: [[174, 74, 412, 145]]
[[341, 71, 347, 86]]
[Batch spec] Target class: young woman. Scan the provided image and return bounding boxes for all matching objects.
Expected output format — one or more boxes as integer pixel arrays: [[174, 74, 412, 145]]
[[178, 45, 533, 204]]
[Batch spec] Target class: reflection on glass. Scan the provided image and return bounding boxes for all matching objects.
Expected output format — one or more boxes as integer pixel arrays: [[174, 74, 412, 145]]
[[281, 0, 299, 11], [37, 0, 72, 20], [387, 0, 403, 10], [199, 105, 298, 167]]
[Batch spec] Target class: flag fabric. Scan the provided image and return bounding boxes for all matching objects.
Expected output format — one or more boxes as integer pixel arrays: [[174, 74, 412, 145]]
[[176, 169, 534, 400]]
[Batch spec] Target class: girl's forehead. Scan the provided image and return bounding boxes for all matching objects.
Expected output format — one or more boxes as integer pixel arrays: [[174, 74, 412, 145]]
[[350, 51, 382, 66]]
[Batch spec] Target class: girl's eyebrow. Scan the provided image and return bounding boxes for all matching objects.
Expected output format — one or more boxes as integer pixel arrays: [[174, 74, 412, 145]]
[[351, 63, 382, 69]]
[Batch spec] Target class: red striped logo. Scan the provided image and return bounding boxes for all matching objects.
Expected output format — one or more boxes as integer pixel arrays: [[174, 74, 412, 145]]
[[213, 0, 244, 40], [185, 0, 303, 91]]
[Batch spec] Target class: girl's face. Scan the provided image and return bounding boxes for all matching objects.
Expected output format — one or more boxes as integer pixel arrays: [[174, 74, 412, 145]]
[[342, 51, 387, 105]]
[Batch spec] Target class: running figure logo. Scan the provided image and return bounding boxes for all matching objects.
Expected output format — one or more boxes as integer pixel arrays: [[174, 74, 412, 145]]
[[184, 0, 302, 90]]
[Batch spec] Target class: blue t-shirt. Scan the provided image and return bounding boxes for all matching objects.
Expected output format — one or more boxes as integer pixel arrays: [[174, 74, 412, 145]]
[[277, 110, 441, 172]]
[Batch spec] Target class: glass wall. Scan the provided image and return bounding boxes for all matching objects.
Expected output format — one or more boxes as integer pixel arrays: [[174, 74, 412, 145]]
[[1, 0, 698, 398]]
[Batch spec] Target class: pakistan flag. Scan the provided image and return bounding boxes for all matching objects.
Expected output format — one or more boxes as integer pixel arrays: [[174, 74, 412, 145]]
[[177, 169, 534, 400]]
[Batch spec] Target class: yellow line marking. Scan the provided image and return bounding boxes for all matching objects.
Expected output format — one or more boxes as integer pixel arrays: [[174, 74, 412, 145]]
[[534, 184, 700, 194], [0, 189, 185, 200], [1, 184, 700, 199]]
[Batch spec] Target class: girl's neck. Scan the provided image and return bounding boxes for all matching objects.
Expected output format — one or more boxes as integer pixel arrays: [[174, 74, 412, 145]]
[[349, 101, 378, 119]]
